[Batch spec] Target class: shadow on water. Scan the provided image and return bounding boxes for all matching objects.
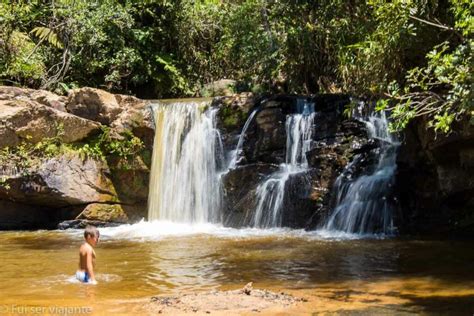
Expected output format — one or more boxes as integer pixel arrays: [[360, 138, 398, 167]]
[[399, 294, 474, 315]]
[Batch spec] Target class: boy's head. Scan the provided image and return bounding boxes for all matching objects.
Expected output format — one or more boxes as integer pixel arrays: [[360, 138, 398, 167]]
[[84, 225, 100, 246]]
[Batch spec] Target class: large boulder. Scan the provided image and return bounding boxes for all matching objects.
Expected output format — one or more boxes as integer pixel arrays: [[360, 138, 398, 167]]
[[222, 163, 279, 226], [76, 203, 129, 223], [0, 86, 67, 111], [66, 87, 155, 150], [396, 115, 474, 235], [0, 99, 100, 148], [0, 154, 118, 207], [66, 87, 123, 125], [202, 79, 237, 97]]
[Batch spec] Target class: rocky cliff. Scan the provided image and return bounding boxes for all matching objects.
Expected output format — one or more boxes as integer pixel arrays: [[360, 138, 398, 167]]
[[215, 94, 378, 229], [0, 86, 153, 229], [396, 115, 474, 236], [1, 87, 472, 236]]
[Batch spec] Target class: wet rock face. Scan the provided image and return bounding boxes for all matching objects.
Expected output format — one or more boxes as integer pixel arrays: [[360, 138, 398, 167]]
[[396, 115, 474, 236], [217, 94, 375, 229], [221, 163, 279, 226], [243, 107, 287, 164]]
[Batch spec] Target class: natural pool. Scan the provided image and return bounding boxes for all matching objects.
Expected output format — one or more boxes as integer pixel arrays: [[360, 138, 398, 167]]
[[1, 221, 473, 315]]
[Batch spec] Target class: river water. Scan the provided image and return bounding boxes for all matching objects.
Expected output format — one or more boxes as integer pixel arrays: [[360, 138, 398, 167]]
[[1, 222, 473, 315]]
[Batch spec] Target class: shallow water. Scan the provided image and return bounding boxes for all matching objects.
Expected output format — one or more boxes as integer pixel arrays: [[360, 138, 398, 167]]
[[0, 221, 473, 315]]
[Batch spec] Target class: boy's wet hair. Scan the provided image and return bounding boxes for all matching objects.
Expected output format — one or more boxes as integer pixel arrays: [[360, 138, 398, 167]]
[[84, 225, 99, 239]]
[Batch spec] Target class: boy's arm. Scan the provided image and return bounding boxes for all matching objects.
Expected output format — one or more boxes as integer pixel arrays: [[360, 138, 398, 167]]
[[86, 249, 97, 284]]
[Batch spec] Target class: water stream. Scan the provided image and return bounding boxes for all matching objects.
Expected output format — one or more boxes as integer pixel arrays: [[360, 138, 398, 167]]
[[227, 108, 259, 169], [147, 101, 224, 223], [251, 100, 315, 228], [323, 107, 398, 234]]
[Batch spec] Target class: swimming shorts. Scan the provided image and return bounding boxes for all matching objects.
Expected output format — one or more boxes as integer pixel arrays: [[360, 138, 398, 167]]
[[75, 270, 89, 283]]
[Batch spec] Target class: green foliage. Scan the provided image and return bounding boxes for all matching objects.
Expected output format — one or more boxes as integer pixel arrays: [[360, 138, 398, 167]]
[[30, 27, 63, 49], [377, 0, 473, 133], [0, 0, 472, 131], [0, 124, 144, 175]]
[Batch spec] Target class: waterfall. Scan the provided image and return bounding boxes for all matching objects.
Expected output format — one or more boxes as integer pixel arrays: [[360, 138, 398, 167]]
[[147, 101, 224, 223], [251, 100, 315, 228], [324, 106, 398, 235], [227, 108, 259, 169]]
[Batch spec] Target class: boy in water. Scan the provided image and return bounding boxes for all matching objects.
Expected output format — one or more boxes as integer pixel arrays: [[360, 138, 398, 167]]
[[76, 225, 99, 284]]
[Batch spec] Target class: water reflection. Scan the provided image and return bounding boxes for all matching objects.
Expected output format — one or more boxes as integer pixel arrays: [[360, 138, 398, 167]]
[[0, 228, 473, 314]]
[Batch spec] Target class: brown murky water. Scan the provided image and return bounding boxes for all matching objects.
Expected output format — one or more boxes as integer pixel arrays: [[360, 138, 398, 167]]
[[0, 222, 473, 315]]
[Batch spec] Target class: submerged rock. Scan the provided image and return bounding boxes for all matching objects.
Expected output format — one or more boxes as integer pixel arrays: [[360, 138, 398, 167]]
[[76, 203, 129, 223]]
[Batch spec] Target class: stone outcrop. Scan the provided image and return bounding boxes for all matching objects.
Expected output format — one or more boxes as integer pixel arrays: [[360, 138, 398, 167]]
[[396, 115, 474, 236], [1, 85, 472, 236], [217, 94, 376, 228], [0, 86, 152, 229], [66, 87, 123, 125], [0, 99, 101, 148], [0, 86, 67, 111], [0, 154, 118, 207]]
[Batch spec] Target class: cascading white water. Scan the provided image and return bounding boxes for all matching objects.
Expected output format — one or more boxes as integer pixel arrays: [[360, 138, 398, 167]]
[[147, 101, 224, 223], [324, 106, 398, 235], [228, 108, 259, 169], [251, 100, 315, 228]]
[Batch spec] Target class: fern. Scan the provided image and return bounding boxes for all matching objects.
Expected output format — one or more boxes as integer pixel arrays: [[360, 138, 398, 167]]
[[30, 26, 63, 49]]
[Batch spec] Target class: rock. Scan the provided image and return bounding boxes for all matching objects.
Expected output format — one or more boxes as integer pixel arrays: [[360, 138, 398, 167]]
[[66, 87, 155, 150], [396, 115, 474, 235], [214, 93, 256, 152], [108, 160, 150, 205], [243, 107, 287, 164], [76, 203, 129, 223], [0, 200, 55, 230], [242, 282, 253, 295], [57, 219, 123, 230], [0, 99, 101, 148], [66, 87, 123, 125], [202, 79, 237, 97], [0, 154, 118, 207], [222, 163, 279, 227], [0, 86, 67, 111]]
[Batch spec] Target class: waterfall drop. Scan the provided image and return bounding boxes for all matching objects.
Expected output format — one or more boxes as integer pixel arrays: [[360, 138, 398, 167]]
[[147, 101, 224, 223], [251, 100, 315, 228], [228, 108, 259, 169], [324, 106, 398, 235]]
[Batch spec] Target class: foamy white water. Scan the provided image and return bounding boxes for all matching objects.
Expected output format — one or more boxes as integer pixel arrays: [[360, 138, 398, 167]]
[[228, 108, 259, 169], [148, 101, 224, 223], [251, 99, 316, 228], [324, 103, 399, 235], [59, 220, 373, 242]]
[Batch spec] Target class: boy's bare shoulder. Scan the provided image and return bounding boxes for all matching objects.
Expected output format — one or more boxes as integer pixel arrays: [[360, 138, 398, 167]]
[[79, 242, 93, 254]]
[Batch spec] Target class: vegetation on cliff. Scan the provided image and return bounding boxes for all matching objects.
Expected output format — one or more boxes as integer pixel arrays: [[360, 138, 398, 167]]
[[0, 0, 472, 131]]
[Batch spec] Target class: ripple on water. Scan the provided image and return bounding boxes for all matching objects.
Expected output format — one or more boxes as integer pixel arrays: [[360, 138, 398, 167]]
[[35, 273, 123, 286]]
